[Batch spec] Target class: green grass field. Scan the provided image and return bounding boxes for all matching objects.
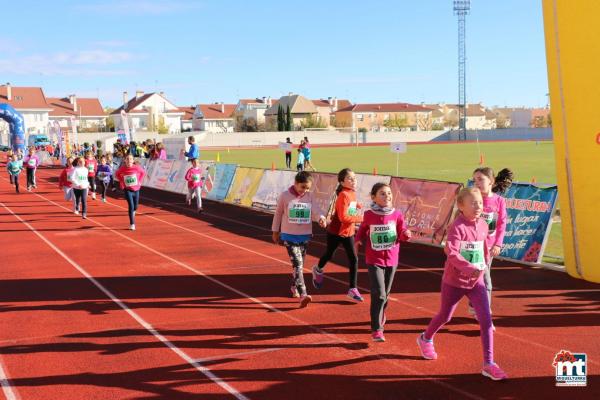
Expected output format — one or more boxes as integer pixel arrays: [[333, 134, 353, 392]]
[[202, 141, 563, 264]]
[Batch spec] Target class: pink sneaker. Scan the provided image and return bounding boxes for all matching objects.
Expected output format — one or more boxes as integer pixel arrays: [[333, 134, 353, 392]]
[[482, 363, 508, 381], [372, 330, 385, 342], [347, 288, 364, 302], [417, 333, 438, 360]]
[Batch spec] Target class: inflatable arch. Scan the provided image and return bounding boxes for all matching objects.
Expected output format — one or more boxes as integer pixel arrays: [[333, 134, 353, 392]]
[[0, 103, 26, 153], [543, 0, 600, 283]]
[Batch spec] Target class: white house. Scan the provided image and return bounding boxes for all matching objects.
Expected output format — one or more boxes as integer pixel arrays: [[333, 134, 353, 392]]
[[234, 97, 275, 126], [47, 95, 106, 130], [110, 91, 183, 134], [192, 103, 236, 132], [0, 83, 53, 138], [178, 106, 195, 132]]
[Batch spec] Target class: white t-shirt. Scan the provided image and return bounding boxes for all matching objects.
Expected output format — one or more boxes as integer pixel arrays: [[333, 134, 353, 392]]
[[69, 167, 90, 189]]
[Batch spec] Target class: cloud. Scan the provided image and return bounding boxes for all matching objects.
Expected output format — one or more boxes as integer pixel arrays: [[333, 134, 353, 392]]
[[0, 50, 137, 77], [75, 0, 202, 15]]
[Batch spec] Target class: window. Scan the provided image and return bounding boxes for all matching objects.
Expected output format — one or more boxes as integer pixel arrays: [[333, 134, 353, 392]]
[[356, 114, 364, 122]]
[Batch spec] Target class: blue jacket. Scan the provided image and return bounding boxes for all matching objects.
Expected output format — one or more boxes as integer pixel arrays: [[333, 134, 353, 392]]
[[185, 143, 199, 160]]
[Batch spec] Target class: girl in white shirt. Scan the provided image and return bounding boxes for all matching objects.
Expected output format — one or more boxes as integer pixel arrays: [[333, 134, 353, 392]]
[[69, 157, 91, 219]]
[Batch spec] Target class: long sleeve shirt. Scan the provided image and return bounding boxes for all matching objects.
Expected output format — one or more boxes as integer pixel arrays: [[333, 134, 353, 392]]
[[7, 160, 23, 176], [442, 214, 490, 289], [327, 187, 363, 237], [24, 155, 39, 169], [481, 193, 508, 249], [115, 164, 146, 191], [59, 167, 74, 188], [69, 166, 91, 189], [184, 143, 199, 160], [356, 209, 409, 267], [185, 167, 204, 189], [272, 187, 321, 237], [96, 164, 113, 184], [85, 158, 98, 177]]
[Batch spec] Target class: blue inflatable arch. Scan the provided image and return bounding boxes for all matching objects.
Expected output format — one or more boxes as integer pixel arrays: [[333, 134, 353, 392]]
[[0, 103, 26, 152]]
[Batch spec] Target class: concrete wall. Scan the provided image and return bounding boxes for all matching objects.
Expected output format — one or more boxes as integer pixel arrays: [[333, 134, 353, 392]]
[[432, 128, 553, 142]]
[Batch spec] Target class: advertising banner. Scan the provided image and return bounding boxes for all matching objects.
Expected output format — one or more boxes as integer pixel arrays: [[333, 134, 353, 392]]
[[390, 178, 462, 244], [206, 163, 238, 201], [355, 174, 392, 215], [500, 183, 558, 263], [224, 167, 264, 207], [252, 170, 297, 211], [164, 160, 189, 194], [146, 159, 174, 190]]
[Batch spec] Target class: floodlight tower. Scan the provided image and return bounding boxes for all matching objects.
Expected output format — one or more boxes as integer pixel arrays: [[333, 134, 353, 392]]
[[453, 0, 470, 141]]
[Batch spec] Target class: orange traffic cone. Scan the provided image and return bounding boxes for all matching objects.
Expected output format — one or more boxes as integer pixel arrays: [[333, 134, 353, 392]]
[[531, 176, 537, 184], [271, 161, 276, 171], [373, 166, 378, 176], [479, 153, 485, 166]]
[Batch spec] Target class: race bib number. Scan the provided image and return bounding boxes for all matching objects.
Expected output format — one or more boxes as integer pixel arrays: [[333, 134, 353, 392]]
[[370, 224, 397, 251], [348, 201, 358, 216], [460, 241, 486, 270], [87, 164, 95, 172], [192, 174, 201, 182], [10, 165, 20, 173], [97, 172, 107, 179], [481, 211, 497, 235], [76, 174, 87, 183], [288, 202, 311, 224], [28, 159, 36, 167], [124, 174, 138, 187]]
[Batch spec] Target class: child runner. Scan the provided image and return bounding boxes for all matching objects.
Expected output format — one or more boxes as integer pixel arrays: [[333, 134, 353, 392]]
[[417, 187, 508, 381], [312, 168, 364, 301], [96, 155, 113, 203], [284, 137, 293, 169], [468, 167, 513, 325], [296, 148, 305, 172], [58, 156, 76, 208], [356, 182, 412, 341], [69, 157, 90, 219], [184, 158, 205, 213], [84, 151, 98, 200], [115, 154, 146, 231], [272, 171, 326, 307], [23, 147, 39, 191], [302, 137, 316, 171], [7, 153, 23, 193]]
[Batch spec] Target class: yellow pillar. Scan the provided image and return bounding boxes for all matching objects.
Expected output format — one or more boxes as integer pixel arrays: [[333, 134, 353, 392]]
[[543, 0, 600, 282]]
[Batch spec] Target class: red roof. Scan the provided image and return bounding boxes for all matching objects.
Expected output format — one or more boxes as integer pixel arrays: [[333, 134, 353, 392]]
[[47, 97, 105, 117], [199, 104, 236, 119], [110, 93, 153, 115], [178, 106, 195, 121], [336, 103, 432, 113], [312, 99, 352, 109], [0, 85, 51, 109]]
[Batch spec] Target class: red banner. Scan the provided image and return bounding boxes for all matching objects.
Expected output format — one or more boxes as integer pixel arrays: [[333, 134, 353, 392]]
[[390, 178, 462, 244]]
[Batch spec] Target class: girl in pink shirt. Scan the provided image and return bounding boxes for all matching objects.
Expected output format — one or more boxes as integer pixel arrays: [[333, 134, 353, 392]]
[[184, 158, 205, 213], [417, 188, 508, 381], [356, 182, 412, 342], [115, 154, 146, 231], [470, 167, 513, 318]]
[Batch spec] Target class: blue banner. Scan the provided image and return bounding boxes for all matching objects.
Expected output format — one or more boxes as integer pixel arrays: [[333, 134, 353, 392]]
[[500, 183, 558, 263], [206, 163, 237, 201]]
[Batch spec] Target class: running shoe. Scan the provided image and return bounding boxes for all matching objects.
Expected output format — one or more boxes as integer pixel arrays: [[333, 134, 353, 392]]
[[482, 363, 508, 381], [299, 295, 312, 308], [372, 330, 385, 342], [130, 224, 136, 231], [74, 210, 79, 215], [290, 285, 300, 298], [417, 333, 438, 360], [347, 288, 364, 302], [312, 265, 324, 289]]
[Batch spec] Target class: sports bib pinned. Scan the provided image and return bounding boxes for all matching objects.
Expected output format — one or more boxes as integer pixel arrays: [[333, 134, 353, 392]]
[[87, 164, 95, 172], [28, 159, 36, 167], [481, 211, 497, 235], [348, 201, 358, 216], [460, 241, 486, 270], [124, 174, 138, 188], [288, 202, 311, 224], [192, 174, 201, 182], [370, 223, 397, 251]]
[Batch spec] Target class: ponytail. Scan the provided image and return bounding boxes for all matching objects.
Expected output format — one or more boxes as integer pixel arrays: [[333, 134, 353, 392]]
[[493, 168, 514, 194]]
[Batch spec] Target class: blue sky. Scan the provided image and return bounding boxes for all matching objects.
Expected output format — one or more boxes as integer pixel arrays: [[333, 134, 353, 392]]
[[0, 0, 549, 108]]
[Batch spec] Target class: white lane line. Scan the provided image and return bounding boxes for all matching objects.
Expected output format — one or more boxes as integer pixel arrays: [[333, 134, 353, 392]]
[[194, 348, 284, 363], [0, 356, 18, 400], [0, 200, 249, 400], [20, 178, 487, 400]]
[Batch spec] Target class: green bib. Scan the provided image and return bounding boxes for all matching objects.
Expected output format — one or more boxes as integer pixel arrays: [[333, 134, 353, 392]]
[[370, 224, 397, 251], [288, 202, 311, 224], [460, 241, 486, 270]]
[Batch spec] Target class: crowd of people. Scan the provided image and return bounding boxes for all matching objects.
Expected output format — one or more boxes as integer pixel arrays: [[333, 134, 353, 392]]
[[4, 134, 515, 381]]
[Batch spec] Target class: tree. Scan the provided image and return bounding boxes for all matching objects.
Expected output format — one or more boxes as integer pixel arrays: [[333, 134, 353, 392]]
[[157, 116, 169, 134], [240, 117, 259, 132], [300, 114, 327, 129], [277, 104, 284, 131], [383, 114, 409, 130], [286, 105, 292, 131]]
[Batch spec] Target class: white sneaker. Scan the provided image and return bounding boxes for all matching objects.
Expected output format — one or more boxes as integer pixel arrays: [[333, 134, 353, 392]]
[[92, 193, 96, 200], [130, 224, 136, 231], [102, 198, 107, 203], [74, 210, 79, 215]]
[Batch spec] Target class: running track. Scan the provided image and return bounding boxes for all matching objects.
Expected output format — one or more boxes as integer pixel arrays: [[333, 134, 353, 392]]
[[0, 166, 598, 400]]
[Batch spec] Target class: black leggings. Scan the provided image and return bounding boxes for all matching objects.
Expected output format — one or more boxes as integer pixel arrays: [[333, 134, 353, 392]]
[[88, 176, 96, 193], [26, 168, 35, 188], [99, 181, 109, 199], [318, 232, 358, 289], [285, 153, 291, 169], [73, 188, 88, 215], [10, 174, 19, 192]]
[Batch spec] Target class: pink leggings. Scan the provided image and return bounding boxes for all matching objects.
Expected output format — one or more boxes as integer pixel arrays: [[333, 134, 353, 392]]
[[424, 280, 494, 364]]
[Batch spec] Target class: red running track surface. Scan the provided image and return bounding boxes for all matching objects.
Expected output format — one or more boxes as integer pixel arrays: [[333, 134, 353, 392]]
[[0, 165, 598, 400]]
